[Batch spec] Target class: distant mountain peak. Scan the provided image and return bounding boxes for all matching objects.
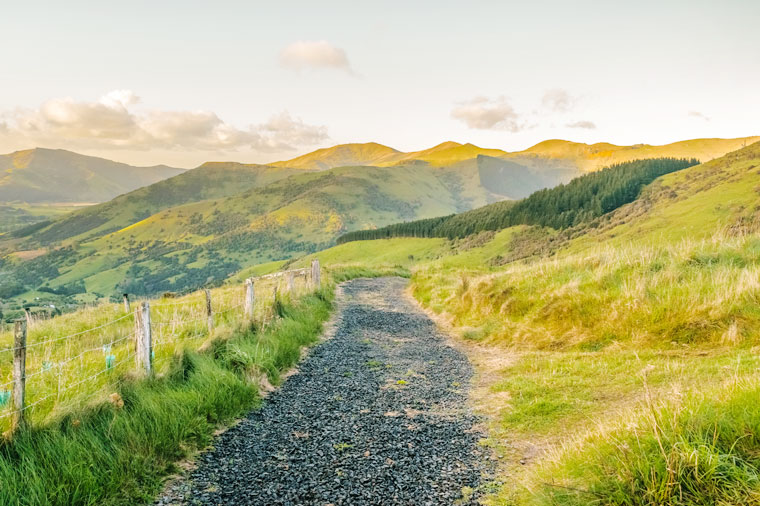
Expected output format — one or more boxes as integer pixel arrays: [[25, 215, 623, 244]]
[[0, 148, 185, 204], [271, 142, 401, 170], [428, 141, 463, 150]]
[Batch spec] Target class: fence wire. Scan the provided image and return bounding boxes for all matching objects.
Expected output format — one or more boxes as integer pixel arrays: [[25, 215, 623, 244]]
[[0, 265, 319, 430]]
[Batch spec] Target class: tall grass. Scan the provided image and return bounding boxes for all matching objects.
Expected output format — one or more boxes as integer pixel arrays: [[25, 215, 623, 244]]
[[0, 275, 332, 505], [524, 375, 760, 505], [413, 230, 760, 350], [406, 227, 760, 504], [0, 274, 311, 432]]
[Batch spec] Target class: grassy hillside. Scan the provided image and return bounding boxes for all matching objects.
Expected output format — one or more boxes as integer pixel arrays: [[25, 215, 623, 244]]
[[292, 141, 760, 504], [0, 203, 92, 235], [338, 158, 698, 242], [271, 141, 508, 170], [269, 137, 754, 184], [507, 136, 760, 172], [2, 137, 750, 315], [0, 148, 184, 204], [271, 142, 401, 170], [571, 140, 760, 247], [3, 163, 301, 248], [385, 141, 508, 167], [0, 162, 506, 309]]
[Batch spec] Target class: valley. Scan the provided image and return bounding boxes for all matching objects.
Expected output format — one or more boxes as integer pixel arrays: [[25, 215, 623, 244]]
[[1, 138, 760, 504], [3, 4, 758, 505], [0, 137, 754, 322]]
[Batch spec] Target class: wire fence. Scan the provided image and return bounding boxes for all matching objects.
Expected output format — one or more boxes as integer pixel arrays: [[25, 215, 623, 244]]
[[0, 261, 320, 434]]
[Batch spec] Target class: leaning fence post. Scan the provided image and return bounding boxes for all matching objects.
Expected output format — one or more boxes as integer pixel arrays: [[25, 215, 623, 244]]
[[244, 278, 255, 320], [12, 319, 27, 432], [135, 302, 152, 375], [205, 289, 214, 333], [123, 293, 130, 313], [287, 271, 295, 294], [272, 284, 279, 316], [311, 259, 321, 288]]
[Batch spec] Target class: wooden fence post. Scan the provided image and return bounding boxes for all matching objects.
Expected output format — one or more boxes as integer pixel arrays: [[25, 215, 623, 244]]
[[123, 293, 130, 313], [205, 289, 214, 333], [23, 308, 32, 328], [311, 259, 321, 288], [287, 272, 295, 294], [12, 319, 27, 432], [135, 302, 152, 375], [244, 278, 255, 320], [272, 284, 279, 315]]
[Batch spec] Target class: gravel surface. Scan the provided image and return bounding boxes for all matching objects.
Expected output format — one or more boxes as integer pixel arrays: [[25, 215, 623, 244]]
[[156, 277, 489, 505]]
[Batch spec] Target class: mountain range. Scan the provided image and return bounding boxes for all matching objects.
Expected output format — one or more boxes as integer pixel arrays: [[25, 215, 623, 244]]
[[3, 137, 756, 206], [0, 136, 756, 304], [0, 148, 185, 203]]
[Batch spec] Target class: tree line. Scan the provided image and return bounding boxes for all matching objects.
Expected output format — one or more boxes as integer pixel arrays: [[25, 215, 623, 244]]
[[337, 157, 698, 242]]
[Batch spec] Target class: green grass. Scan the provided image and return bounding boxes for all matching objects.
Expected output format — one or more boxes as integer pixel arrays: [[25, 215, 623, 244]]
[[0, 203, 87, 235], [0, 263, 414, 505], [413, 233, 760, 350], [0, 163, 499, 306], [0, 274, 315, 430], [523, 376, 760, 505], [484, 348, 760, 438], [0, 282, 334, 505]]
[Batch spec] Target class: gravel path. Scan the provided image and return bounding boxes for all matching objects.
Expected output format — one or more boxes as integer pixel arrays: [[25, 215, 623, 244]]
[[157, 277, 489, 505]]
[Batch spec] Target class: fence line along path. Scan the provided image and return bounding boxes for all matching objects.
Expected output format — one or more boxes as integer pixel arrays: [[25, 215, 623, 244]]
[[0, 260, 321, 436]]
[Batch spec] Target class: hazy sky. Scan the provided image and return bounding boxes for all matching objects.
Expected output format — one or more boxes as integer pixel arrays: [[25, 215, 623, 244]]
[[0, 0, 758, 167]]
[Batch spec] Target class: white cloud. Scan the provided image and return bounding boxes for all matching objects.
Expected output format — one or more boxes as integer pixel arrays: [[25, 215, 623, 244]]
[[99, 89, 141, 109], [258, 112, 329, 151], [0, 90, 329, 153], [566, 120, 596, 129], [279, 40, 353, 74], [450, 96, 524, 131], [688, 110, 710, 121], [542, 89, 576, 113]]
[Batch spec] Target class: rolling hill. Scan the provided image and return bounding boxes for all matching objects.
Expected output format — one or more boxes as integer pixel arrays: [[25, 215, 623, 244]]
[[0, 162, 507, 302], [4, 162, 302, 247], [0, 148, 185, 203], [269, 137, 757, 173], [271, 142, 401, 170], [1, 136, 756, 308], [504, 136, 760, 172], [270, 141, 509, 170]]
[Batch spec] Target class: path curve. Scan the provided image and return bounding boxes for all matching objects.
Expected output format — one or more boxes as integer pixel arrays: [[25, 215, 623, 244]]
[[157, 277, 488, 505]]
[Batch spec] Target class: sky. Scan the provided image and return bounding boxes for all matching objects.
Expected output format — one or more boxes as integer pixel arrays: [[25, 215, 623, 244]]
[[0, 0, 758, 168]]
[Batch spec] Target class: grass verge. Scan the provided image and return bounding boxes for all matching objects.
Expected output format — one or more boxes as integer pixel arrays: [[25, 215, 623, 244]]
[[522, 374, 760, 505], [0, 285, 334, 505]]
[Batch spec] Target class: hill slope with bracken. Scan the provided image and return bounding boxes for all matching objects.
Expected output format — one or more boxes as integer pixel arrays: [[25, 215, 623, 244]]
[[0, 148, 185, 203]]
